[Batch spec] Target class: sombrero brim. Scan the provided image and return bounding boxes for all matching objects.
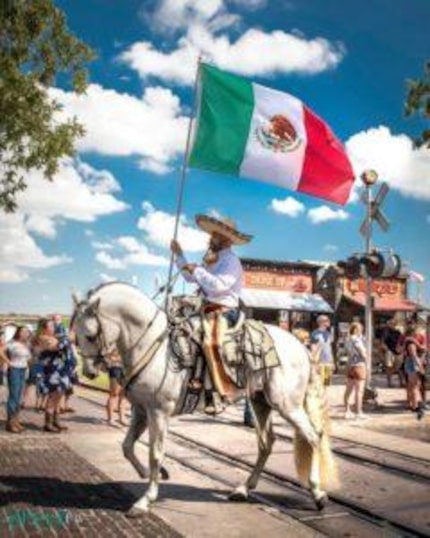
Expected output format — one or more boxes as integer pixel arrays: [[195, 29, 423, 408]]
[[195, 215, 252, 245]]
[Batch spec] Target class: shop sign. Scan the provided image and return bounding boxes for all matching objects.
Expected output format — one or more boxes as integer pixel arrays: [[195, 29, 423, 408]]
[[244, 270, 313, 293], [342, 277, 405, 298]]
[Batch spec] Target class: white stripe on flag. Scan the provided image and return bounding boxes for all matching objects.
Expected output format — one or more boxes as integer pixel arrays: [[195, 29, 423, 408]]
[[240, 83, 307, 190]]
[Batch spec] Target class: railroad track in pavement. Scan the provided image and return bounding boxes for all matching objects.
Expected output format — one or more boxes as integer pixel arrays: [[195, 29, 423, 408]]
[[78, 386, 430, 537], [217, 406, 430, 483]]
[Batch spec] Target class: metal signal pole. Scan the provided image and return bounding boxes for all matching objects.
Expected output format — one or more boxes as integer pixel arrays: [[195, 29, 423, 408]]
[[359, 170, 390, 386], [361, 171, 376, 385]]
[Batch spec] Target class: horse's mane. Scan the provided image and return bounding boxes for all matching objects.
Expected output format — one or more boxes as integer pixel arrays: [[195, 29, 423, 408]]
[[70, 281, 145, 328], [86, 280, 139, 299]]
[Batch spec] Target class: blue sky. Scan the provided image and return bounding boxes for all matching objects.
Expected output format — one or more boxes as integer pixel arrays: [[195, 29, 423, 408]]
[[1, 0, 429, 314]]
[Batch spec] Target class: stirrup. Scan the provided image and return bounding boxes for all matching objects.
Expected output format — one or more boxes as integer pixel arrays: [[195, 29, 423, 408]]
[[204, 402, 225, 416]]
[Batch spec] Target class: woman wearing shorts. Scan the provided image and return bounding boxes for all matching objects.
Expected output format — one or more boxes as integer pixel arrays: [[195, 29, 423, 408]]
[[344, 322, 367, 419], [403, 327, 426, 420], [106, 350, 126, 426]]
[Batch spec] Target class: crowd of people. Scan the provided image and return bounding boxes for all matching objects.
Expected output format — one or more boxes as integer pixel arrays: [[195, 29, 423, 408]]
[[0, 315, 78, 433], [0, 309, 427, 434], [0, 314, 128, 434], [293, 314, 428, 421], [378, 316, 428, 419]]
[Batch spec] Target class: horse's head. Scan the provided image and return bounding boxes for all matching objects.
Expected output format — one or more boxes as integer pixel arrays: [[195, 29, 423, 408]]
[[71, 291, 121, 380]]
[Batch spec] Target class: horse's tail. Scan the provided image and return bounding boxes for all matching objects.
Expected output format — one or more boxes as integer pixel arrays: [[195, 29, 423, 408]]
[[293, 355, 339, 491]]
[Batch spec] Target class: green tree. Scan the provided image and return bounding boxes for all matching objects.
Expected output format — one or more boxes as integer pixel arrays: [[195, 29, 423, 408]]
[[405, 61, 430, 148], [0, 0, 94, 212]]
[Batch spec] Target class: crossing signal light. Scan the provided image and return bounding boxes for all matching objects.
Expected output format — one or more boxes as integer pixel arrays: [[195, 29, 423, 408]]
[[337, 251, 403, 279], [360, 252, 402, 278], [337, 255, 362, 279]]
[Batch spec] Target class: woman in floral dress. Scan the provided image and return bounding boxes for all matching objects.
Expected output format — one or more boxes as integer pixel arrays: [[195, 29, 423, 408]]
[[34, 319, 74, 432]]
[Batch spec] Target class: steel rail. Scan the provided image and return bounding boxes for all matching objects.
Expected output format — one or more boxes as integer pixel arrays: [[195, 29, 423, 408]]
[[78, 387, 430, 538]]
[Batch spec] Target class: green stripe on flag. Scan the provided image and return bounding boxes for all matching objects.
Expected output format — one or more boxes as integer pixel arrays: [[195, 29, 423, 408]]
[[188, 64, 254, 175]]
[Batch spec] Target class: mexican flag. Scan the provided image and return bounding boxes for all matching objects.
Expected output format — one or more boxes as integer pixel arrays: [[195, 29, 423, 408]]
[[188, 63, 355, 205]]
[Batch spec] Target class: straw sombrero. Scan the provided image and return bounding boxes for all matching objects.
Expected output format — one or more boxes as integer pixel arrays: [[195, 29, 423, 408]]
[[195, 214, 252, 246]]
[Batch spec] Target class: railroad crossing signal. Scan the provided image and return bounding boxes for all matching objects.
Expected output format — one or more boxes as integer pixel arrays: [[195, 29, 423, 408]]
[[360, 182, 390, 236], [337, 250, 403, 279], [360, 251, 402, 278], [337, 255, 362, 279]]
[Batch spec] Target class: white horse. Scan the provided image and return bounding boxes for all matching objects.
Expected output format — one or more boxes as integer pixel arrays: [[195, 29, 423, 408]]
[[72, 282, 338, 517]]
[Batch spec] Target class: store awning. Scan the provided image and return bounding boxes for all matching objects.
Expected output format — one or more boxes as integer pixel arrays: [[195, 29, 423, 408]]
[[241, 288, 333, 313], [343, 293, 419, 312]]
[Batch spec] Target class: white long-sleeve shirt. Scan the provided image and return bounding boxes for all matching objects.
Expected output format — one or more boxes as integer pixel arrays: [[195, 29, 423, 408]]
[[176, 248, 243, 308]]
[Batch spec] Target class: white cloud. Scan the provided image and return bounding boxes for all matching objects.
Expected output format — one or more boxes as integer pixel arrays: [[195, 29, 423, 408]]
[[270, 196, 305, 217], [323, 244, 339, 253], [307, 206, 349, 224], [137, 201, 208, 252], [91, 241, 114, 250], [17, 159, 128, 237], [51, 85, 188, 175], [0, 214, 71, 283], [25, 215, 57, 239], [346, 126, 430, 201], [95, 251, 126, 270], [76, 162, 121, 194], [100, 273, 116, 283], [148, 0, 231, 34], [96, 235, 169, 271], [230, 0, 267, 8], [138, 157, 173, 175], [0, 268, 29, 284], [0, 159, 129, 282], [120, 24, 344, 86], [84, 229, 94, 237], [144, 0, 268, 36], [117, 236, 142, 252]]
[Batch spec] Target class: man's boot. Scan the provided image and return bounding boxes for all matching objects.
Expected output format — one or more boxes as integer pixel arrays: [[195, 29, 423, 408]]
[[204, 390, 224, 415], [5, 416, 21, 434], [15, 413, 25, 432], [44, 411, 61, 433], [53, 412, 68, 431]]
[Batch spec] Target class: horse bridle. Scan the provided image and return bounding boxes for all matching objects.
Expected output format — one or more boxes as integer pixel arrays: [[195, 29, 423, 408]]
[[76, 305, 164, 370]]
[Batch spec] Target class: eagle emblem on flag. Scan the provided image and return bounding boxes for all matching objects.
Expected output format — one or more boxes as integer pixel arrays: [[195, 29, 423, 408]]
[[255, 114, 302, 153]]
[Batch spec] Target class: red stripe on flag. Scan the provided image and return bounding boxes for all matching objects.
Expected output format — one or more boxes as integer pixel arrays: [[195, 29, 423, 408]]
[[299, 106, 355, 205]]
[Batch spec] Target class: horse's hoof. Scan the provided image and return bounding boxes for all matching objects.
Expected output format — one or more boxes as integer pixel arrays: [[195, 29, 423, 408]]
[[228, 486, 249, 502], [126, 507, 148, 518], [160, 466, 170, 480], [315, 493, 328, 511]]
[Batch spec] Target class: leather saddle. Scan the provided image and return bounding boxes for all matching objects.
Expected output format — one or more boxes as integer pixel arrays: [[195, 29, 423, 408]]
[[168, 295, 280, 389]]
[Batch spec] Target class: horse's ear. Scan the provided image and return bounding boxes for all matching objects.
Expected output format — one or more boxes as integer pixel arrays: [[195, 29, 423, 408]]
[[72, 291, 82, 307]]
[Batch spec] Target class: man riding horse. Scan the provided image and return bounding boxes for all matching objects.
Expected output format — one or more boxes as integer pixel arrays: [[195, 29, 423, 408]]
[[170, 214, 252, 414]]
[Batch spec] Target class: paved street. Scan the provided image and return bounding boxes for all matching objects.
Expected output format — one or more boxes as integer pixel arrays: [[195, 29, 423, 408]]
[[0, 375, 429, 537], [0, 434, 181, 538]]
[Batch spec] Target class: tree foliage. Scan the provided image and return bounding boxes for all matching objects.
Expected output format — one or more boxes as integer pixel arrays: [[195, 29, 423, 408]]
[[0, 0, 94, 212], [405, 60, 430, 148]]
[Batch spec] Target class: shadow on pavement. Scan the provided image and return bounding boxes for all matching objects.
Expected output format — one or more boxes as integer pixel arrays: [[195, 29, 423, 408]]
[[0, 476, 243, 510]]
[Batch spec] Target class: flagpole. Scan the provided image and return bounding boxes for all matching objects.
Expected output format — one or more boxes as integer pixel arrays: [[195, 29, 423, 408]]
[[164, 56, 202, 310]]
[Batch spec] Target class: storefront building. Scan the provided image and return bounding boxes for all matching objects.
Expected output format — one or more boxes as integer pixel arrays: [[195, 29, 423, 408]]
[[317, 265, 427, 362], [240, 258, 333, 333]]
